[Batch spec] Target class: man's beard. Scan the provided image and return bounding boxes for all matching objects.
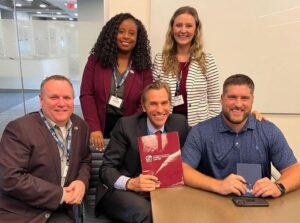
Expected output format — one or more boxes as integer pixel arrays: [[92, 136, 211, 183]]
[[222, 110, 250, 125]]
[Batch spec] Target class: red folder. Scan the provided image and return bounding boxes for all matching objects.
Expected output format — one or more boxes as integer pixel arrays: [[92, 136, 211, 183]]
[[138, 132, 184, 188]]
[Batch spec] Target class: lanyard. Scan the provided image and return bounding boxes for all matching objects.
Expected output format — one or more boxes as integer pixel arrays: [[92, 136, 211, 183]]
[[175, 60, 190, 95], [113, 61, 132, 96], [39, 110, 72, 161]]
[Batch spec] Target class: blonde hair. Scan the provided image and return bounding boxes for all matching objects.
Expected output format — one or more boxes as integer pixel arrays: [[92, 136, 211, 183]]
[[162, 6, 206, 77]]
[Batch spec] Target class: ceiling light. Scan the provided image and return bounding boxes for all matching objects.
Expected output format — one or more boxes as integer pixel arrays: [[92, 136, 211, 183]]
[[16, 3, 22, 7], [27, 0, 34, 2], [37, 11, 42, 14], [40, 4, 47, 8], [69, 18, 73, 21], [52, 17, 57, 20], [67, 2, 75, 9], [56, 12, 62, 15]]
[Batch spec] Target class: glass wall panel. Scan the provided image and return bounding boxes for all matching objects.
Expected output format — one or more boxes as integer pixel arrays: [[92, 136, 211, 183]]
[[18, 20, 80, 114], [0, 1, 24, 135], [0, 0, 81, 136]]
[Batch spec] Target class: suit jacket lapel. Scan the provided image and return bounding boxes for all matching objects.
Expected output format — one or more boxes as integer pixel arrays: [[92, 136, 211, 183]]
[[186, 61, 200, 95], [164, 116, 176, 133], [38, 118, 61, 184], [103, 67, 113, 100], [123, 70, 136, 102], [65, 119, 78, 184], [137, 113, 148, 137], [186, 60, 200, 93]]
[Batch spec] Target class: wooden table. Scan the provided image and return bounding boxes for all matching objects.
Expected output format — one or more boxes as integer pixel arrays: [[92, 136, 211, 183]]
[[151, 186, 300, 223]]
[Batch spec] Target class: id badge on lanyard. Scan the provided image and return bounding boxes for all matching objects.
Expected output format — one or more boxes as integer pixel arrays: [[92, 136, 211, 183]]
[[173, 95, 184, 106], [109, 62, 132, 108], [174, 78, 184, 107], [108, 95, 123, 108], [39, 110, 71, 161], [174, 60, 189, 107]]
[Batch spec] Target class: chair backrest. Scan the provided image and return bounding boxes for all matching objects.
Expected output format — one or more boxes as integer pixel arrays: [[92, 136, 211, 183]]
[[84, 149, 104, 206], [83, 139, 114, 223]]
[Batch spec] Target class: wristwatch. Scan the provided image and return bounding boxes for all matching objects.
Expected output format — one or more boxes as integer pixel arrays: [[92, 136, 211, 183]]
[[275, 182, 286, 196]]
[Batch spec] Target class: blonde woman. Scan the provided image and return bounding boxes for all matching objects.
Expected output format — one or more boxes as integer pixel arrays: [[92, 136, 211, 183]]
[[153, 6, 220, 127], [153, 6, 264, 126]]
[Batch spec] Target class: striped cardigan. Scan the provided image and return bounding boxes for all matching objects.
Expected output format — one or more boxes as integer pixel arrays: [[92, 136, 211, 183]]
[[153, 52, 220, 126]]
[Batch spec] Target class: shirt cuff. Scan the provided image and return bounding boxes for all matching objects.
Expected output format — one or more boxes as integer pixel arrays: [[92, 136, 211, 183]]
[[114, 175, 131, 190]]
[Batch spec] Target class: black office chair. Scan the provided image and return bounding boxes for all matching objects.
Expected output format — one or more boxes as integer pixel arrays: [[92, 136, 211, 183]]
[[75, 139, 114, 223], [82, 148, 114, 223]]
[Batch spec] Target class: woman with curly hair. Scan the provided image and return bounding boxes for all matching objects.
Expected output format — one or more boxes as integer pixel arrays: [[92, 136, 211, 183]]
[[153, 6, 220, 127], [80, 13, 152, 150]]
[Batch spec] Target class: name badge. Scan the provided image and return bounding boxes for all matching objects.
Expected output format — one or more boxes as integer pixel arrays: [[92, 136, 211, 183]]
[[173, 95, 184, 107], [108, 95, 123, 108]]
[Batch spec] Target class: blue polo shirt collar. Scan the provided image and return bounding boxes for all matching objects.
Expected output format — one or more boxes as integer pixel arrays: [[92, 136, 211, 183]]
[[218, 113, 256, 133]]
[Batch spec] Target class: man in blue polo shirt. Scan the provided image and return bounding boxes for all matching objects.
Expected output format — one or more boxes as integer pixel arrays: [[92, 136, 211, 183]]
[[182, 74, 300, 198]]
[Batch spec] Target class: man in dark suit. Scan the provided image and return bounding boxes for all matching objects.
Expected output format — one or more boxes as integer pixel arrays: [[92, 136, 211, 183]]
[[95, 81, 189, 223], [0, 75, 91, 223]]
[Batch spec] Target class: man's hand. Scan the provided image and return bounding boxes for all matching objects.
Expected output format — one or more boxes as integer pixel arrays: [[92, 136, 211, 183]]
[[127, 174, 160, 192], [90, 131, 105, 151], [63, 180, 86, 204], [63, 188, 74, 204], [252, 177, 281, 198], [215, 174, 248, 196]]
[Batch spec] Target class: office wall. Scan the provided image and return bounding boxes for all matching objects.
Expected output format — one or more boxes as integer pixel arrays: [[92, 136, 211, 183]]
[[104, 0, 150, 32], [266, 114, 300, 159], [150, 0, 300, 114]]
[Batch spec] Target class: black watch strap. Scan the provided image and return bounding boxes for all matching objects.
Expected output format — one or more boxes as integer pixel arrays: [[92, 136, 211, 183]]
[[275, 182, 286, 196]]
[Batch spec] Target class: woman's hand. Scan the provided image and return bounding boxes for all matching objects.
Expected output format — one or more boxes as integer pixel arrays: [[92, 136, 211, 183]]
[[90, 131, 105, 151], [252, 110, 266, 121]]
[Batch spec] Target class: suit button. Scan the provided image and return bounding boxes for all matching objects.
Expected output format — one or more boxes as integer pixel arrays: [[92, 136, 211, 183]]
[[45, 213, 50, 219]]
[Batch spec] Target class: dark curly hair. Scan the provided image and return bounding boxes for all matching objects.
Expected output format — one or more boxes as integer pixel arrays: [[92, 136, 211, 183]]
[[91, 13, 152, 72]]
